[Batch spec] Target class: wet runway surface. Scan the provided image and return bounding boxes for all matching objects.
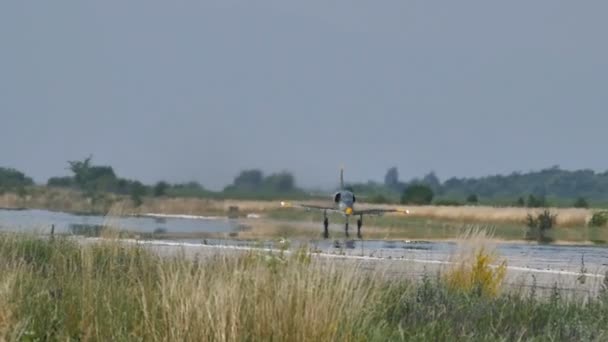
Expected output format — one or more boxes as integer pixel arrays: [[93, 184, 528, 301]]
[[115, 237, 608, 297], [0, 209, 236, 234]]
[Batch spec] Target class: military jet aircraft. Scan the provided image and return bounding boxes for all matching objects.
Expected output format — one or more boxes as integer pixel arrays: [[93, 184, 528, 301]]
[[281, 168, 409, 239]]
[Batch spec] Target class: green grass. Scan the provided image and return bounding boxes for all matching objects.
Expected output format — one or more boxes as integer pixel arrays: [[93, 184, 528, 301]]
[[1, 234, 608, 340]]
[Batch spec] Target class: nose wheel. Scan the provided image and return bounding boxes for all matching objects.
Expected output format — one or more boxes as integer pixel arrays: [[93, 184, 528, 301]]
[[357, 217, 363, 239], [323, 216, 329, 239], [344, 221, 349, 238]]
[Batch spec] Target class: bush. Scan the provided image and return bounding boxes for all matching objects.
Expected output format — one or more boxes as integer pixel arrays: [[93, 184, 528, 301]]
[[401, 184, 434, 205], [466, 194, 479, 204], [573, 197, 589, 208], [525, 210, 557, 242], [130, 181, 147, 207], [153, 181, 169, 197], [433, 199, 463, 206], [0, 167, 34, 190], [589, 211, 608, 227], [527, 195, 546, 208], [367, 194, 392, 204], [444, 247, 507, 297], [47, 176, 75, 188]]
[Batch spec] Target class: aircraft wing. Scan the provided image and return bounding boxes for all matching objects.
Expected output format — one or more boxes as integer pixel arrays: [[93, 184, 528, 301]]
[[280, 201, 341, 213], [353, 208, 410, 216]]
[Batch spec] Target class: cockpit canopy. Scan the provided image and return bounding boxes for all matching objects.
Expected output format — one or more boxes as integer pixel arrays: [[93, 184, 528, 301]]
[[334, 191, 356, 204]]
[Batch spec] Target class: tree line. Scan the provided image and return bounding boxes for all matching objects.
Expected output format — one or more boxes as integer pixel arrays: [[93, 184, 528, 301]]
[[45, 157, 303, 205], [356, 166, 608, 207], [4, 159, 608, 207]]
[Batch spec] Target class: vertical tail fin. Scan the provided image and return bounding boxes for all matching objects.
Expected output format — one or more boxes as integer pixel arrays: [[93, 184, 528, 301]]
[[340, 166, 344, 189]]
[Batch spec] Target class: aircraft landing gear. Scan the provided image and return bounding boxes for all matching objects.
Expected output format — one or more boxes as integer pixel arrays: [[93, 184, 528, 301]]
[[357, 216, 363, 239], [344, 221, 349, 238], [323, 211, 329, 239]]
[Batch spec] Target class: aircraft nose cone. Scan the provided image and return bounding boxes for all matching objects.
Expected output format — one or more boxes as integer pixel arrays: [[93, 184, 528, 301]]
[[345, 207, 353, 215]]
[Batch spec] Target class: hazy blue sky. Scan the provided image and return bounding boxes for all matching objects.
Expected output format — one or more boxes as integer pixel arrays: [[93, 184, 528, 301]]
[[1, 1, 607, 190]]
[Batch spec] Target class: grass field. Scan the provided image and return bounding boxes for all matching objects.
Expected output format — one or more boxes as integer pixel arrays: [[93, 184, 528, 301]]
[[1, 233, 608, 340]]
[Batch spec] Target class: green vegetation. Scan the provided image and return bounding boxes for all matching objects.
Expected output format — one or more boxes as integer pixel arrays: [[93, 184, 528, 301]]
[[466, 194, 479, 204], [1, 234, 608, 340], [439, 166, 608, 204], [152, 181, 169, 197], [47, 156, 151, 201], [589, 211, 608, 227], [7, 160, 608, 210], [222, 169, 306, 199], [401, 184, 434, 205], [526, 194, 547, 208], [574, 197, 590, 208], [44, 157, 307, 202], [351, 166, 608, 207], [525, 210, 557, 243], [0, 167, 33, 195]]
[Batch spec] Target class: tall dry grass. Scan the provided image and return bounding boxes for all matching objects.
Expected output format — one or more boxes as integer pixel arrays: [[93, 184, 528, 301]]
[[0, 187, 284, 217], [2, 234, 608, 340], [0, 234, 388, 341], [361, 204, 592, 227], [444, 228, 507, 297]]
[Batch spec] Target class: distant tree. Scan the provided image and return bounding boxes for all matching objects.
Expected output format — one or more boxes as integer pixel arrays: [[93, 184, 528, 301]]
[[527, 195, 546, 208], [573, 197, 589, 209], [434, 199, 462, 206], [67, 156, 118, 193], [129, 181, 147, 207], [264, 172, 295, 192], [0, 167, 34, 190], [515, 197, 526, 207], [68, 156, 93, 188], [422, 172, 441, 193], [233, 169, 264, 189], [153, 181, 169, 197], [169, 182, 210, 198], [47, 176, 74, 188], [466, 194, 479, 204], [384, 167, 399, 189], [401, 184, 434, 205], [368, 194, 390, 204]]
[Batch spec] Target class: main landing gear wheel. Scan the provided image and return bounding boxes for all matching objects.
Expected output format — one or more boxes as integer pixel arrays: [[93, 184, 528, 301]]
[[323, 217, 329, 239], [357, 218, 362, 239]]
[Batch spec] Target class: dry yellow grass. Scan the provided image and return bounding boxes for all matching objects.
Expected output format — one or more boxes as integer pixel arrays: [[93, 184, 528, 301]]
[[3, 234, 608, 340], [0, 274, 15, 341], [0, 187, 118, 214], [0, 188, 283, 217], [359, 203, 591, 227], [444, 228, 507, 297], [0, 234, 390, 340]]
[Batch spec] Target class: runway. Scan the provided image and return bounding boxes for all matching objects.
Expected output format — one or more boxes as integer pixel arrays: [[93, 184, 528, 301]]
[[87, 237, 608, 298]]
